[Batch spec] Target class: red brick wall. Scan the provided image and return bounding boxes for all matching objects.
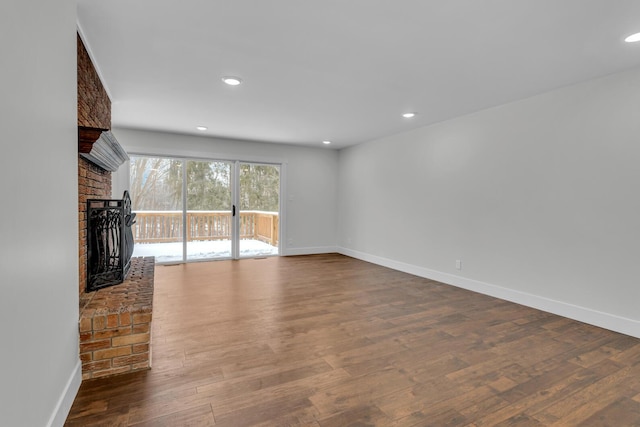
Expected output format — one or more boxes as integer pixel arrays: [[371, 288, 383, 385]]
[[77, 34, 112, 297], [77, 33, 111, 129]]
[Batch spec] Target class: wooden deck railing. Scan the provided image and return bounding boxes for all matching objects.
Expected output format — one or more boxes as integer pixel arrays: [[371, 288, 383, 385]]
[[132, 210, 279, 246]]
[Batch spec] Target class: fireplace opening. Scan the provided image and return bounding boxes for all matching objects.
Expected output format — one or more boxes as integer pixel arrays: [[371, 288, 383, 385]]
[[87, 191, 136, 292]]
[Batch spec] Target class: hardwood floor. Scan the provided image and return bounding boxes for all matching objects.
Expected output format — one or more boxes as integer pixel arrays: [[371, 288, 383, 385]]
[[66, 254, 640, 426]]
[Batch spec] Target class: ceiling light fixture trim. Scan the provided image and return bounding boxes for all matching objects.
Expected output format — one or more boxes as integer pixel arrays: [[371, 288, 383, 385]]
[[402, 112, 417, 118]]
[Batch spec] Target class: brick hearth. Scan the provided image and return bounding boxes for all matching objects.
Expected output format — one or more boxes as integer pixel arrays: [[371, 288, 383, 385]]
[[79, 257, 154, 379]]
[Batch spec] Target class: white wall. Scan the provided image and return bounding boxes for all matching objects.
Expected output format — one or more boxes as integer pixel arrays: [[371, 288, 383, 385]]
[[0, 1, 80, 426], [339, 66, 640, 337], [111, 127, 339, 254]]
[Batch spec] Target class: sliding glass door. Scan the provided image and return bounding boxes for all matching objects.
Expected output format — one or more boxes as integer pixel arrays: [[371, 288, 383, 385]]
[[129, 157, 184, 263], [238, 163, 280, 258], [129, 156, 279, 263], [185, 160, 232, 261]]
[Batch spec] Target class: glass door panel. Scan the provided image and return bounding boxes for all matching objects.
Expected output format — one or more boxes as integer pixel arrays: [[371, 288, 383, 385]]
[[238, 163, 280, 257], [186, 160, 232, 261], [129, 156, 184, 263]]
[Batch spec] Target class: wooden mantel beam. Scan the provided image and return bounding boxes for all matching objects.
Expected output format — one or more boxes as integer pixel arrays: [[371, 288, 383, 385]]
[[78, 126, 129, 172], [78, 126, 108, 154]]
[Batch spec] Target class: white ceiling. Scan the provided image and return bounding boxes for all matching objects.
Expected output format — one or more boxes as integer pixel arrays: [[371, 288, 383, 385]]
[[77, 0, 640, 149]]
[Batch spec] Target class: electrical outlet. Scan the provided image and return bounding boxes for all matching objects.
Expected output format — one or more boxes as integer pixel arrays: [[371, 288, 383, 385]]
[[455, 260, 462, 270]]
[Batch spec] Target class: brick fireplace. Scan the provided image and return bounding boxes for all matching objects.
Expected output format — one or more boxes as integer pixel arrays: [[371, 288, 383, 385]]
[[77, 32, 112, 298], [79, 156, 112, 295], [77, 33, 154, 379]]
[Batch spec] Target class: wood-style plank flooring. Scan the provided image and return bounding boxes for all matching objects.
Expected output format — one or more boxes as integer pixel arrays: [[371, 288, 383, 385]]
[[66, 254, 640, 426]]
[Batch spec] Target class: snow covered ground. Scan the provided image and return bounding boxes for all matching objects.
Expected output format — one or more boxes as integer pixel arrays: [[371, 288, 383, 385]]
[[133, 239, 278, 263]]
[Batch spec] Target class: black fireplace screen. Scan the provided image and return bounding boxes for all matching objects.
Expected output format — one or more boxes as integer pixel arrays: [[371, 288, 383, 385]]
[[86, 191, 136, 292]]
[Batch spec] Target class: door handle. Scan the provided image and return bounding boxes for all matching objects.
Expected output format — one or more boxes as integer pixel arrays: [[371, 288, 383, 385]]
[[232, 205, 236, 216]]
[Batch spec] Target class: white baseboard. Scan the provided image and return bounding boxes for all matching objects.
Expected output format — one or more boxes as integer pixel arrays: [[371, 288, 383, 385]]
[[338, 247, 640, 339], [47, 359, 82, 427], [283, 246, 338, 256]]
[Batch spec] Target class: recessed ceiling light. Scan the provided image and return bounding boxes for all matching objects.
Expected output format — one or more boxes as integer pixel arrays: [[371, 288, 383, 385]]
[[402, 112, 417, 118], [322, 140, 331, 145], [625, 32, 640, 43], [222, 76, 242, 86], [196, 126, 207, 131]]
